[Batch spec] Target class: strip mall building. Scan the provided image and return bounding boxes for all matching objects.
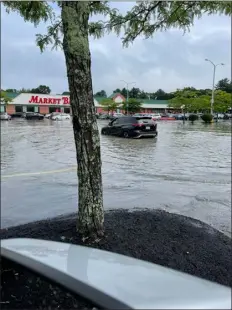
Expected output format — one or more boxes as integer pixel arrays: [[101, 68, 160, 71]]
[[2, 92, 171, 115]]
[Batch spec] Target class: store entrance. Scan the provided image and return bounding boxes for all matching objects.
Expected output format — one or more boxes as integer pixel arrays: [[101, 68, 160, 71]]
[[49, 107, 61, 113]]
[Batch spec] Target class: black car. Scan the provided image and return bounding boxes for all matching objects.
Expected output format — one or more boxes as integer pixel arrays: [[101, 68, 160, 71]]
[[101, 116, 158, 138], [24, 112, 44, 120], [10, 112, 24, 118]]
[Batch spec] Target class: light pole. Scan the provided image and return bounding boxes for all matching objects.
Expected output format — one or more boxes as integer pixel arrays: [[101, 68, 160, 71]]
[[120, 80, 136, 114], [205, 59, 224, 115]]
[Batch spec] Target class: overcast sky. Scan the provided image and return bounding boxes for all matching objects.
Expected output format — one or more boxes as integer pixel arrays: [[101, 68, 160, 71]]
[[1, 2, 231, 96]]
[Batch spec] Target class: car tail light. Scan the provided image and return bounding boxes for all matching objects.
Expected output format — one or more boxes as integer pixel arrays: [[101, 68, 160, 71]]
[[132, 123, 143, 127]]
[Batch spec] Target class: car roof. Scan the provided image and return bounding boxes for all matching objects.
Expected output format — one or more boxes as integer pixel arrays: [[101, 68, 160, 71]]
[[2, 238, 231, 310]]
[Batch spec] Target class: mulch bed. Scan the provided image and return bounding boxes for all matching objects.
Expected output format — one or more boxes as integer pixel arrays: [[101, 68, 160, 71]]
[[1, 209, 231, 309]]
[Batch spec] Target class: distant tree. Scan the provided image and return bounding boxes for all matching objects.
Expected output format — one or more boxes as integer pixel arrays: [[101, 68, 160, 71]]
[[214, 90, 231, 113], [31, 85, 51, 94], [100, 98, 119, 114], [112, 88, 121, 94], [62, 91, 70, 95], [121, 87, 127, 98], [197, 89, 211, 96], [122, 98, 142, 114], [152, 89, 174, 100], [215, 78, 232, 93], [168, 88, 231, 113], [138, 90, 148, 99], [129, 87, 141, 99], [19, 88, 33, 93], [5, 88, 18, 93], [1, 91, 12, 104], [94, 90, 107, 97]]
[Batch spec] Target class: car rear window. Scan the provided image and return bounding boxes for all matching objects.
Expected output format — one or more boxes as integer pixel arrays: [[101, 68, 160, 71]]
[[136, 117, 152, 120]]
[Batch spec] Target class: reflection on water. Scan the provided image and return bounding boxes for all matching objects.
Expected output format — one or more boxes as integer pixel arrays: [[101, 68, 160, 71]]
[[1, 119, 231, 236]]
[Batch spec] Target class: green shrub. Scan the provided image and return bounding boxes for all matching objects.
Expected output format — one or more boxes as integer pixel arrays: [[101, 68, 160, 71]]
[[188, 114, 199, 122], [201, 113, 213, 123]]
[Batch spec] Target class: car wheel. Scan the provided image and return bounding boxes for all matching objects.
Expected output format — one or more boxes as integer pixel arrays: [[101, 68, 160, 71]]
[[123, 131, 129, 138]]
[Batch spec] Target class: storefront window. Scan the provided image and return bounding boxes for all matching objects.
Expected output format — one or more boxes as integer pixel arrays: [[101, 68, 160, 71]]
[[64, 108, 70, 114], [27, 106, 35, 112], [49, 107, 60, 113], [0, 105, 6, 112], [15, 105, 23, 113]]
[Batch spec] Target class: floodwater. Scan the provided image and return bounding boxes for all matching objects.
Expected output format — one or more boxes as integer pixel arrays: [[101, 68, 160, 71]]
[[1, 119, 231, 236]]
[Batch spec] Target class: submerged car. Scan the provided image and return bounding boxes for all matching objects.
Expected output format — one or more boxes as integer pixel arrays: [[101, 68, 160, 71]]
[[101, 116, 158, 138], [160, 114, 176, 121], [51, 113, 71, 120], [0, 112, 11, 120], [149, 113, 161, 120], [174, 114, 188, 120], [10, 112, 24, 118], [24, 112, 44, 120]]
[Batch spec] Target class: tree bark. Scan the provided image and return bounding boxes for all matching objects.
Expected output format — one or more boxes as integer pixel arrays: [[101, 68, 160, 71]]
[[61, 1, 104, 238]]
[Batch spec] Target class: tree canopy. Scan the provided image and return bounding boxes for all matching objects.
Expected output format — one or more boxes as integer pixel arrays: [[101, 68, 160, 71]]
[[122, 98, 142, 113], [94, 90, 107, 97], [3, 1, 231, 51], [1, 91, 13, 104], [168, 88, 231, 113], [100, 98, 119, 113], [30, 85, 51, 94], [216, 78, 232, 93]]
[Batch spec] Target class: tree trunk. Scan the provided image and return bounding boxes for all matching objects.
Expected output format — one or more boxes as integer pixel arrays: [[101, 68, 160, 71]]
[[61, 1, 104, 238]]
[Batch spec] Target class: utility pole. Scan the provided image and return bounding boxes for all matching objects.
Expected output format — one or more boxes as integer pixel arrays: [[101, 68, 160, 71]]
[[120, 80, 136, 114], [205, 59, 224, 115]]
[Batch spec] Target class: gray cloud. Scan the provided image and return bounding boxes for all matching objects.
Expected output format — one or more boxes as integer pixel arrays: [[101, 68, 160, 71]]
[[1, 4, 231, 96]]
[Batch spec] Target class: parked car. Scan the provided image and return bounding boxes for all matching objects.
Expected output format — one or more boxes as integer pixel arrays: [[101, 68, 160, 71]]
[[149, 113, 161, 120], [98, 114, 110, 120], [160, 114, 176, 121], [174, 114, 188, 120], [24, 112, 44, 120], [101, 116, 158, 139], [10, 112, 24, 118], [45, 113, 51, 119], [0, 112, 11, 120], [109, 112, 125, 120], [223, 114, 231, 120], [213, 113, 224, 120], [1, 238, 231, 310], [51, 113, 71, 120]]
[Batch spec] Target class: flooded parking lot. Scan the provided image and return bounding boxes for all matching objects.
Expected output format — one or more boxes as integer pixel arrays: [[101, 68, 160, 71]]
[[1, 119, 231, 236]]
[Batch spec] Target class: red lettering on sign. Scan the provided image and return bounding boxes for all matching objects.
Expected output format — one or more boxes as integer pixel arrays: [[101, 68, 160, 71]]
[[28, 96, 70, 105], [62, 97, 69, 105], [29, 96, 39, 104]]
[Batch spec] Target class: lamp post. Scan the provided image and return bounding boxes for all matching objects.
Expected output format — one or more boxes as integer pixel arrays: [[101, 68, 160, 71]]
[[205, 59, 224, 115], [120, 80, 136, 114]]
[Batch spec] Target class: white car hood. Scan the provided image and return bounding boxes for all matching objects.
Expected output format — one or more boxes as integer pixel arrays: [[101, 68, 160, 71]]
[[1, 238, 231, 309]]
